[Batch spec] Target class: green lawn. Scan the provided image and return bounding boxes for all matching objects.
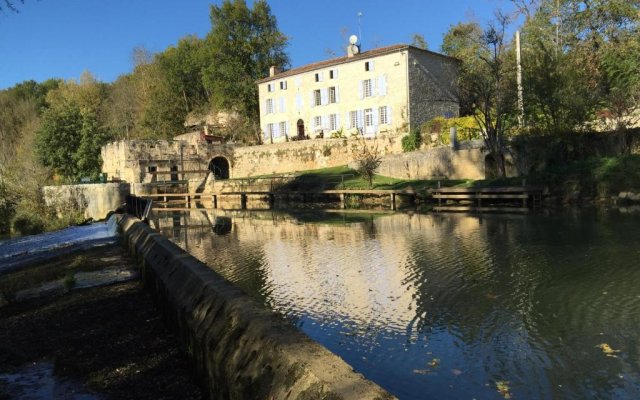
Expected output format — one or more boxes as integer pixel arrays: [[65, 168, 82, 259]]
[[240, 154, 640, 198], [271, 165, 467, 192]]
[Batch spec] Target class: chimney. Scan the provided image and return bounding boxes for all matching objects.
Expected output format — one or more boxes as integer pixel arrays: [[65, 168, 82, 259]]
[[269, 66, 281, 77]]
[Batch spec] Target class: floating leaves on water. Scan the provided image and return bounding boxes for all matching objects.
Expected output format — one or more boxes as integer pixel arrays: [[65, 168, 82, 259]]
[[428, 358, 440, 368], [596, 343, 620, 357], [496, 381, 511, 399]]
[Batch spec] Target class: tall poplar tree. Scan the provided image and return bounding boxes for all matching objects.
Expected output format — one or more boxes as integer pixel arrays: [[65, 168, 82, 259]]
[[202, 0, 289, 120]]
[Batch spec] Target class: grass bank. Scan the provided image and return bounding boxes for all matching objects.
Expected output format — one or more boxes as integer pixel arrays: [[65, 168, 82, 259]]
[[528, 154, 640, 201], [272, 155, 640, 203]]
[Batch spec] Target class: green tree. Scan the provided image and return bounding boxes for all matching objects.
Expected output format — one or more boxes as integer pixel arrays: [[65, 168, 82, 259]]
[[202, 0, 289, 122], [36, 73, 112, 180], [157, 35, 210, 114], [442, 16, 517, 177], [36, 102, 83, 179], [515, 0, 639, 132]]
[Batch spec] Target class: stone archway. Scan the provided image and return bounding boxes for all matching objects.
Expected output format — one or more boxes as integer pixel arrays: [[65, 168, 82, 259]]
[[208, 156, 230, 179]]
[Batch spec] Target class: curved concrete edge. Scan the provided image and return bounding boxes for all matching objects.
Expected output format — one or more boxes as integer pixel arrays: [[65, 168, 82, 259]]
[[118, 215, 395, 400]]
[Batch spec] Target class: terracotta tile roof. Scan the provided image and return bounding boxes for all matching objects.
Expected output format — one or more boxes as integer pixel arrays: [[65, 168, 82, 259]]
[[257, 44, 458, 84]]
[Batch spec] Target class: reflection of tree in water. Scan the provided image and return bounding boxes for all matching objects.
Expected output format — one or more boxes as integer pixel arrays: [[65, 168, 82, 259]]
[[153, 209, 640, 399]]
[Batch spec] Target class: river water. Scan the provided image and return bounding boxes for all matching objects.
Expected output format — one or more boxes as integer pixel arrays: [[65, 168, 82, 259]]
[[150, 209, 640, 400]]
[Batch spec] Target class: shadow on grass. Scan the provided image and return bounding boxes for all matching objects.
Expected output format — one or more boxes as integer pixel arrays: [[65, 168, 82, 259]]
[[272, 165, 469, 193]]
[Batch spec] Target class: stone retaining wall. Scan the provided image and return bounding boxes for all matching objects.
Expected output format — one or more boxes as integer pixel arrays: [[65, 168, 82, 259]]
[[118, 215, 394, 400], [346, 143, 486, 180]]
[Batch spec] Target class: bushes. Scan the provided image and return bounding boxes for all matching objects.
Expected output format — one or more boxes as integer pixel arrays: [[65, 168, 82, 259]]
[[12, 213, 46, 235], [401, 129, 422, 152], [421, 116, 483, 145]]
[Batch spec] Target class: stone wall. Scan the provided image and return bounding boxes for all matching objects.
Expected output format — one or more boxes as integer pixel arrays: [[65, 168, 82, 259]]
[[408, 48, 459, 129], [102, 137, 404, 185], [119, 215, 394, 400], [43, 183, 130, 220], [232, 136, 403, 177], [351, 143, 485, 180]]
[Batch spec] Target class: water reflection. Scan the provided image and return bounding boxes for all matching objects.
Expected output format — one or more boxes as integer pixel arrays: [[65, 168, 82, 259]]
[[151, 209, 640, 400]]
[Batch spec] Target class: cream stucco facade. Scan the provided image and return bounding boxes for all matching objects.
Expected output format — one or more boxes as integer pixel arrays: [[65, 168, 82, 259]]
[[257, 44, 459, 143]]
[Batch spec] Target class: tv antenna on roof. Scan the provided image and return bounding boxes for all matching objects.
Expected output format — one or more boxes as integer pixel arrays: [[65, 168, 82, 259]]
[[357, 12, 363, 47]]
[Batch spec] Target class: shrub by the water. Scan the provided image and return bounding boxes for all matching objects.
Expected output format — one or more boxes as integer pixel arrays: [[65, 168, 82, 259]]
[[12, 213, 46, 235]]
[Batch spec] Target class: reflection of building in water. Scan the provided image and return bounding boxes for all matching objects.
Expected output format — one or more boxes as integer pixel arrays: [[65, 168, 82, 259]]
[[152, 210, 486, 333]]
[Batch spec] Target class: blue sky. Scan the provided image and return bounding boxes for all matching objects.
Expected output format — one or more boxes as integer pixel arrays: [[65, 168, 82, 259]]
[[0, 0, 515, 89]]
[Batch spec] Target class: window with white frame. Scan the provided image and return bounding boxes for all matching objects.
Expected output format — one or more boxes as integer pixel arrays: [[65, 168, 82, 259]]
[[379, 106, 389, 125], [350, 111, 358, 129], [267, 123, 275, 138], [313, 116, 322, 130], [265, 98, 274, 114], [315, 72, 324, 82], [267, 83, 275, 92], [314, 90, 322, 106], [364, 108, 374, 127], [329, 114, 338, 131], [329, 68, 338, 79], [328, 87, 337, 104], [279, 121, 288, 136], [280, 81, 287, 90], [362, 79, 372, 97]]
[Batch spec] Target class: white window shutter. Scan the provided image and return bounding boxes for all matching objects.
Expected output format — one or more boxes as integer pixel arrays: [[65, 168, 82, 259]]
[[321, 88, 328, 105], [336, 114, 341, 130], [373, 107, 379, 132], [279, 97, 285, 113], [335, 87, 340, 103], [334, 68, 339, 79], [287, 122, 291, 136], [310, 92, 315, 108], [379, 75, 387, 96], [372, 78, 378, 97], [357, 110, 364, 128], [346, 112, 351, 129], [319, 72, 324, 82], [359, 81, 364, 100], [388, 106, 393, 125], [370, 60, 375, 71]]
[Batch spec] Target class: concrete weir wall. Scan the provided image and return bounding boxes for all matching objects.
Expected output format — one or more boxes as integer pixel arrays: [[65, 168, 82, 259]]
[[118, 215, 394, 400], [43, 183, 130, 220]]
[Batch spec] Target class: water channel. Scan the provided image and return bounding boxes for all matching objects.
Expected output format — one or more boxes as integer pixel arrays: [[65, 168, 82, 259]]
[[150, 208, 640, 400]]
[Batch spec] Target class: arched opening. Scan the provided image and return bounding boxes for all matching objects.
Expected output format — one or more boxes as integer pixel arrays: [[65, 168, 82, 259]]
[[296, 119, 305, 139], [208, 156, 230, 179]]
